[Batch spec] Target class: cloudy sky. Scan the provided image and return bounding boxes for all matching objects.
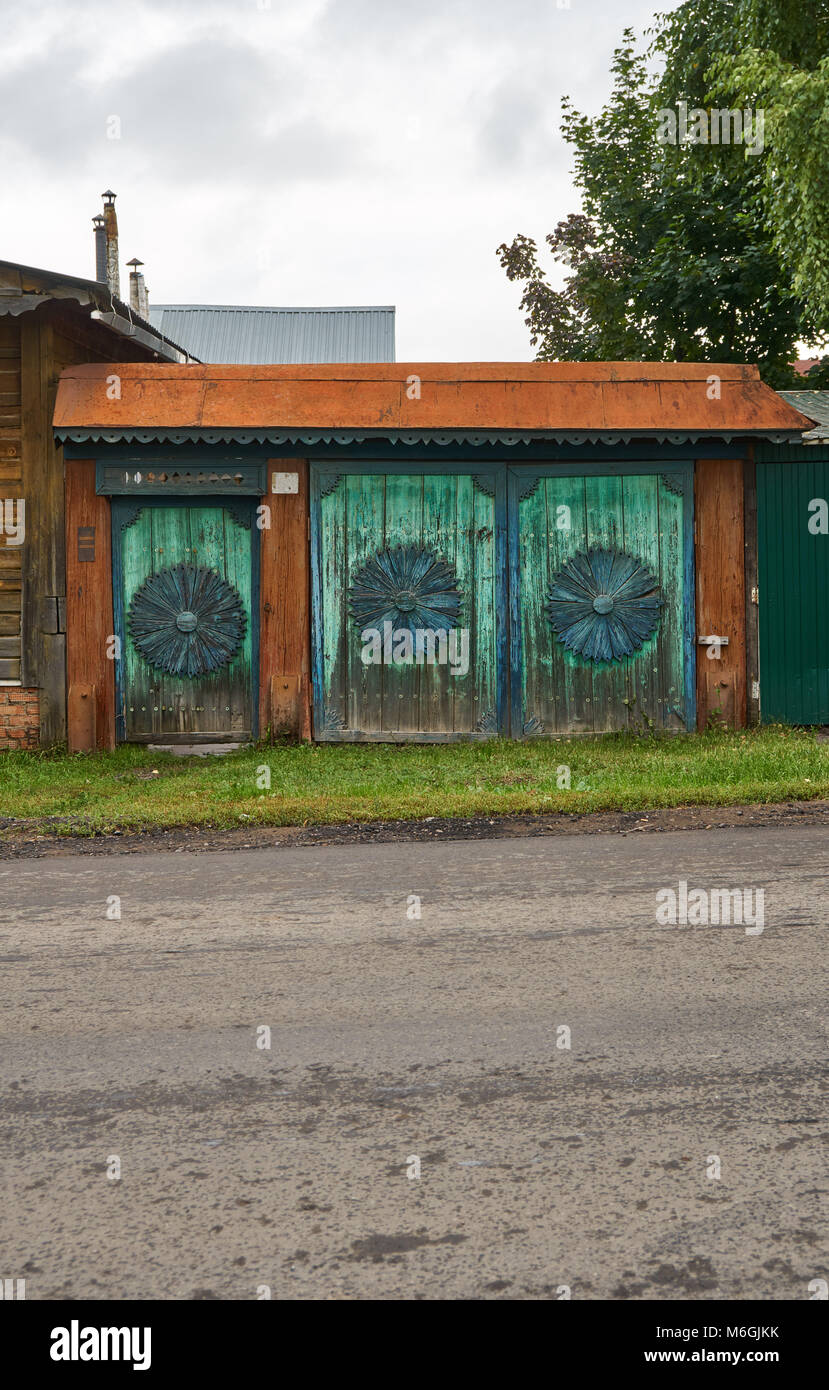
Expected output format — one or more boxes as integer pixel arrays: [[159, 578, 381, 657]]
[[0, 0, 683, 359]]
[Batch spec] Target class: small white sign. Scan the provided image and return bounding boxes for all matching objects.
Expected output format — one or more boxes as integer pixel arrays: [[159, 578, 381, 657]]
[[272, 472, 299, 494]]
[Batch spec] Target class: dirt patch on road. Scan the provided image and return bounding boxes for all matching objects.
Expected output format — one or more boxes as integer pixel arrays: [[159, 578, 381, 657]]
[[1, 799, 828, 859]]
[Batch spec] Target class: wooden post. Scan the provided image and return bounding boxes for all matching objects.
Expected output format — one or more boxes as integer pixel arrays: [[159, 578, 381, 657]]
[[695, 458, 747, 729], [65, 459, 115, 749], [259, 459, 311, 740], [67, 682, 96, 751]]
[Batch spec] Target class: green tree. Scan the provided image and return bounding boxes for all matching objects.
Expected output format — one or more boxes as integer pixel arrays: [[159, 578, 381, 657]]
[[498, 4, 827, 385], [705, 1, 829, 324]]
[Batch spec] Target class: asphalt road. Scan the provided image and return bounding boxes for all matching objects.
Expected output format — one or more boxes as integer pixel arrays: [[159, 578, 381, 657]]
[[1, 825, 827, 1301]]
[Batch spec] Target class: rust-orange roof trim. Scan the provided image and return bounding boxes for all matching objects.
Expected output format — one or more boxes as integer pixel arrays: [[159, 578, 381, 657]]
[[53, 361, 816, 438]]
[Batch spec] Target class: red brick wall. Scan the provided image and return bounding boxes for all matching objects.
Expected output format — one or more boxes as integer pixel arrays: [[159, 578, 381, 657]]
[[0, 688, 40, 750]]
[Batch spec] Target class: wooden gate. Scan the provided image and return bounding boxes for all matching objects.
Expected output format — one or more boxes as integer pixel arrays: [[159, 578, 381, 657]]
[[311, 466, 507, 738], [311, 462, 694, 739], [112, 499, 258, 741], [509, 467, 694, 734]]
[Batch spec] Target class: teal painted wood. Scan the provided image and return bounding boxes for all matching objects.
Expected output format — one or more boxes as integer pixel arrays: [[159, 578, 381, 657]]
[[314, 468, 501, 738], [112, 499, 257, 741], [757, 457, 829, 723], [311, 461, 692, 740], [509, 467, 692, 734]]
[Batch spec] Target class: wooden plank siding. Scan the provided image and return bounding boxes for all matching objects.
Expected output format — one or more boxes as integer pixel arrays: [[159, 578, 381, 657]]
[[694, 459, 747, 729], [0, 316, 23, 681], [17, 302, 162, 743]]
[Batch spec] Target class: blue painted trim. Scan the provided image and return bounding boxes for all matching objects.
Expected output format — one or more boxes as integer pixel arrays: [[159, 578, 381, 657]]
[[110, 495, 260, 742], [507, 467, 523, 737], [65, 439, 754, 466], [111, 500, 129, 743], [494, 465, 509, 737], [309, 466, 326, 742], [60, 430, 779, 453], [682, 467, 697, 732]]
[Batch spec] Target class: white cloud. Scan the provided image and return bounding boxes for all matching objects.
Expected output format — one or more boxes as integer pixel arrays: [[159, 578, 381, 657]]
[[0, 0, 685, 358]]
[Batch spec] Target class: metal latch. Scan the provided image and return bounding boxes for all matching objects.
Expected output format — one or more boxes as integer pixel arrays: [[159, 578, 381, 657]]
[[698, 635, 729, 659]]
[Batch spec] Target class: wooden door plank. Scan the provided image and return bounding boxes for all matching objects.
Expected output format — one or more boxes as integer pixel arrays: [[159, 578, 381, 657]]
[[657, 479, 686, 728], [381, 474, 423, 733], [319, 477, 348, 732], [344, 473, 384, 737], [470, 478, 497, 734], [620, 474, 661, 728], [544, 475, 590, 733]]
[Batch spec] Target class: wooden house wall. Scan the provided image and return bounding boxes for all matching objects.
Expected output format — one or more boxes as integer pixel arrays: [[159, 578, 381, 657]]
[[18, 303, 158, 744], [0, 316, 22, 681]]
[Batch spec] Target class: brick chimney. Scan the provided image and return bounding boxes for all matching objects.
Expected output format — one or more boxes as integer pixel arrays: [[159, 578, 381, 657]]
[[126, 258, 149, 319], [101, 190, 120, 298]]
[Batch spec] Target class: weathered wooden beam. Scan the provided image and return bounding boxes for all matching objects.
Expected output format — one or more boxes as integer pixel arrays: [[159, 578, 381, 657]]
[[259, 459, 311, 740], [65, 459, 115, 750], [695, 458, 747, 730], [67, 681, 96, 754]]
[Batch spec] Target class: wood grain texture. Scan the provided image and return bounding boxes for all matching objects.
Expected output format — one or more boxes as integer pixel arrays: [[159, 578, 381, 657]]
[[118, 504, 254, 740], [259, 458, 311, 740], [694, 458, 746, 729], [315, 471, 497, 738], [516, 472, 687, 733], [65, 459, 115, 750], [0, 315, 22, 681], [53, 361, 814, 437]]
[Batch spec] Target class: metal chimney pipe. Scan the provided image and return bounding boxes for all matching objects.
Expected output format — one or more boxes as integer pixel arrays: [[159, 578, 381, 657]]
[[126, 258, 149, 319], [101, 190, 120, 298], [92, 214, 106, 282]]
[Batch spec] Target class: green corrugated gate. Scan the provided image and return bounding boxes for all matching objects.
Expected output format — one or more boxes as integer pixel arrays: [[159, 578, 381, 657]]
[[757, 449, 829, 724]]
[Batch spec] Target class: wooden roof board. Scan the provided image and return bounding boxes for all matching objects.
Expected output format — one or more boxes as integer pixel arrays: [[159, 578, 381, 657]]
[[53, 361, 816, 437]]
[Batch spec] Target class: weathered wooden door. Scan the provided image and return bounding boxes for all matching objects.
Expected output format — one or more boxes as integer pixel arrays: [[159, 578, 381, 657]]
[[312, 469, 506, 738], [757, 455, 829, 724], [113, 500, 257, 741], [510, 469, 693, 733]]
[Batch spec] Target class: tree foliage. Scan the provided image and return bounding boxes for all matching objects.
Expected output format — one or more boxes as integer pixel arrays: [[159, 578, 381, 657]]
[[498, 2, 829, 384]]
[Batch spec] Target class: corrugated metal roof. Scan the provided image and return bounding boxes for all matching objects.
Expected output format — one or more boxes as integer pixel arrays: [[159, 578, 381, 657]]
[[779, 390, 829, 441], [147, 304, 395, 364], [53, 361, 815, 444]]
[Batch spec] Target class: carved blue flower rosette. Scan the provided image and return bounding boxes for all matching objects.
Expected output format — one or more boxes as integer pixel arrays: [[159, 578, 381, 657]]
[[546, 548, 661, 662], [349, 544, 462, 634], [128, 563, 247, 678]]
